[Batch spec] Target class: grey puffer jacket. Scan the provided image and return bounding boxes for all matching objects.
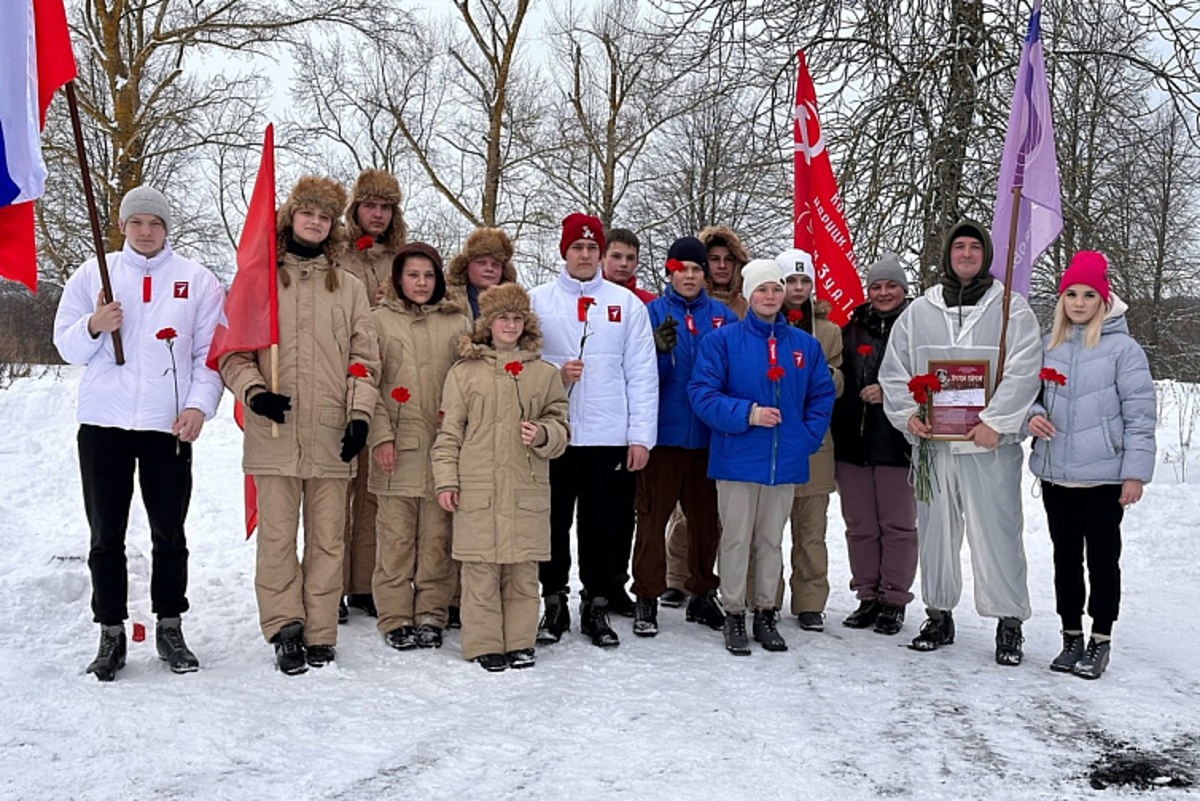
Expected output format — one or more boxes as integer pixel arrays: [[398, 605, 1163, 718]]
[[1027, 296, 1156, 484]]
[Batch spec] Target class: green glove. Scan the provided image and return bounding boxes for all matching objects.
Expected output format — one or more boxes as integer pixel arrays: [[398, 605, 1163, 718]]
[[653, 314, 679, 354]]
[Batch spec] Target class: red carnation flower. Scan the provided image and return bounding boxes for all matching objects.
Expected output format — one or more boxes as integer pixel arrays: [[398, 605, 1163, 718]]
[[348, 363, 369, 379], [504, 361, 524, 377], [356, 235, 374, 251], [391, 387, 411, 404], [786, 309, 804, 324], [577, 296, 595, 322], [857, 345, 873, 357], [665, 258, 685, 273], [767, 365, 786, 382], [1039, 367, 1067, 386], [155, 327, 177, 341]]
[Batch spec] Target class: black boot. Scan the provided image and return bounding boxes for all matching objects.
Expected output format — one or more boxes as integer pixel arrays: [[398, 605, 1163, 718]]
[[659, 588, 688, 608], [537, 592, 570, 644], [909, 609, 954, 652], [995, 617, 1024, 666], [346, 594, 377, 618], [506, 648, 536, 669], [580, 596, 620, 647], [338, 598, 349, 624], [686, 589, 726, 630], [156, 617, 200, 673], [1073, 637, 1111, 680], [753, 609, 788, 652], [633, 597, 658, 637], [723, 612, 751, 656], [873, 604, 906, 636], [86, 625, 127, 682], [384, 626, 418, 651], [842, 599, 881, 629], [415, 623, 443, 649], [1050, 631, 1086, 673], [476, 653, 508, 672], [306, 644, 336, 668], [446, 606, 462, 630], [272, 622, 308, 675]]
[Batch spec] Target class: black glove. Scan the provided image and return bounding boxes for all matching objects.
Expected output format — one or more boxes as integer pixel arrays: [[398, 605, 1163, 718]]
[[340, 419, 370, 462], [248, 391, 291, 424], [653, 314, 679, 354]]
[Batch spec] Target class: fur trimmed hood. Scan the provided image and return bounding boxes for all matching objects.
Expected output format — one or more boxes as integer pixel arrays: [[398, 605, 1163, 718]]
[[277, 175, 346, 263], [344, 169, 408, 251], [697, 224, 749, 295], [446, 227, 518, 288]]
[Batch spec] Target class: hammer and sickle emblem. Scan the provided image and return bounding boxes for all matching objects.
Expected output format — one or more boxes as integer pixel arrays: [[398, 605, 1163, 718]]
[[794, 100, 825, 165]]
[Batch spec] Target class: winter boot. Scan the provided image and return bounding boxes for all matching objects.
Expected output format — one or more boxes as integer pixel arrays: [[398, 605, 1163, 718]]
[[1050, 631, 1086, 673], [581, 596, 620, 648], [506, 648, 536, 669], [305, 644, 336, 668], [608, 588, 637, 618], [632, 597, 659, 637], [842, 599, 881, 629], [1073, 638, 1111, 680], [753, 609, 788, 652], [346, 593, 377, 618], [338, 598, 349, 624], [385, 626, 418, 651], [155, 617, 200, 673], [995, 617, 1025, 666], [909, 609, 955, 652], [86, 624, 127, 682], [660, 588, 688, 608], [272, 622, 307, 675], [415, 623, 443, 649], [536, 592, 570, 645], [686, 590, 726, 630], [873, 604, 906, 636], [446, 605, 462, 630], [476, 653, 508, 672], [723, 612, 751, 656], [797, 611, 825, 632]]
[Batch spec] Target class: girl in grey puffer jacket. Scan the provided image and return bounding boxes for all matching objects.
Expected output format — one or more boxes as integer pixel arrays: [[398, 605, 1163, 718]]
[[1027, 251, 1155, 681]]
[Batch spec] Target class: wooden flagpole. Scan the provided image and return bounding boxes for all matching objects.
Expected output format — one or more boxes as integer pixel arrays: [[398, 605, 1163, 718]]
[[994, 185, 1022, 388], [64, 81, 124, 365]]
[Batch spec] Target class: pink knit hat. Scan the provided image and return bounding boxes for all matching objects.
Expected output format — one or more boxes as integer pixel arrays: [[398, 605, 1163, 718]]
[[1059, 250, 1110, 304]]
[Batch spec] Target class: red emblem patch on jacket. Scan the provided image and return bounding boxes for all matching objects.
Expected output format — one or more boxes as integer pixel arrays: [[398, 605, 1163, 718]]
[[711, 318, 724, 329], [607, 305, 622, 323], [173, 281, 189, 299], [793, 351, 805, 368]]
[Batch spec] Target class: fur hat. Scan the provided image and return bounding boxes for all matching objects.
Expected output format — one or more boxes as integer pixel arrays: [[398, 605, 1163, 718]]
[[465, 282, 543, 353], [866, 252, 909, 293], [446, 227, 518, 288], [666, 237, 708, 274], [277, 176, 346, 261], [119, 186, 172, 233], [697, 225, 750, 267], [1059, 250, 1110, 304], [391, 242, 447, 306], [775, 248, 815, 283], [344, 169, 408, 251], [560, 213, 605, 257], [741, 259, 786, 296]]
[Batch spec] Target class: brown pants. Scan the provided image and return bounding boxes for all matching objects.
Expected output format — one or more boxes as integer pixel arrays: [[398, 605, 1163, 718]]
[[254, 475, 347, 646], [746, 493, 832, 613], [632, 446, 721, 599], [342, 449, 378, 595], [373, 495, 455, 632], [460, 561, 539, 661]]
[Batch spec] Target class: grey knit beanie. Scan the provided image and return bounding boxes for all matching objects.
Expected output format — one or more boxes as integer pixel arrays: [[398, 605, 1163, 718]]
[[866, 252, 908, 293], [119, 186, 172, 233]]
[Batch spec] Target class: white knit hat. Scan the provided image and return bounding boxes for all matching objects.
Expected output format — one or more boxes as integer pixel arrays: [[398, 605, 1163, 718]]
[[740, 258, 786, 295], [119, 186, 172, 233], [775, 248, 815, 283]]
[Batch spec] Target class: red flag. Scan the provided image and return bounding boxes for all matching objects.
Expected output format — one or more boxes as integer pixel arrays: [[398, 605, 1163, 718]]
[[0, 0, 77, 294], [205, 124, 277, 371], [232, 399, 258, 538], [793, 50, 863, 326]]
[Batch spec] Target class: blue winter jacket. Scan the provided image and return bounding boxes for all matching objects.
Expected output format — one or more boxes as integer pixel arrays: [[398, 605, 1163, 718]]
[[1027, 298, 1156, 484], [648, 287, 739, 449], [689, 312, 836, 485]]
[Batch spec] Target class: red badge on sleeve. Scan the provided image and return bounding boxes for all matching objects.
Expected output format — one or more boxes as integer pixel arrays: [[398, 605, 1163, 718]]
[[607, 305, 622, 323], [793, 351, 805, 368], [711, 318, 724, 329], [173, 281, 189, 299]]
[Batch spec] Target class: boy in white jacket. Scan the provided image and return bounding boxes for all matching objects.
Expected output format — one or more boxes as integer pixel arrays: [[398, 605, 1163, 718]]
[[53, 186, 225, 681], [529, 213, 658, 648]]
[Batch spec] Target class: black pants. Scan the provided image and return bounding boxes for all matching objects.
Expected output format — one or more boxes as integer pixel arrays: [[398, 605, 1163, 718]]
[[540, 446, 636, 600], [79, 425, 192, 624], [1041, 482, 1123, 635]]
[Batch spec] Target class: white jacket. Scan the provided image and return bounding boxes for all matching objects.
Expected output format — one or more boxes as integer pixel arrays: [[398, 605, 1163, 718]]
[[53, 241, 226, 433], [530, 266, 658, 448], [880, 282, 1041, 454]]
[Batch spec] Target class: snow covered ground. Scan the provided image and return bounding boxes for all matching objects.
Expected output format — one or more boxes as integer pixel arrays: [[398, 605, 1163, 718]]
[[0, 369, 1196, 800]]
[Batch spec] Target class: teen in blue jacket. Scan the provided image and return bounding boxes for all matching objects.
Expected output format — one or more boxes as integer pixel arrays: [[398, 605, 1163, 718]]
[[630, 237, 738, 638], [689, 259, 835, 655]]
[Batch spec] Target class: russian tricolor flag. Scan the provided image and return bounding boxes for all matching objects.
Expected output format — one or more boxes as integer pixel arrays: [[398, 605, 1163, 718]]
[[0, 0, 75, 294]]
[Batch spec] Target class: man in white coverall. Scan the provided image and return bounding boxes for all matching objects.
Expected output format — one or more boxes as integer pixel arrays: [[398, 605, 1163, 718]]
[[879, 219, 1040, 666]]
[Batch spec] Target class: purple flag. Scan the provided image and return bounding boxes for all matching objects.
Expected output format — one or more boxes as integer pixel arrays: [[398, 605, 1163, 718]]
[[991, 0, 1062, 296]]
